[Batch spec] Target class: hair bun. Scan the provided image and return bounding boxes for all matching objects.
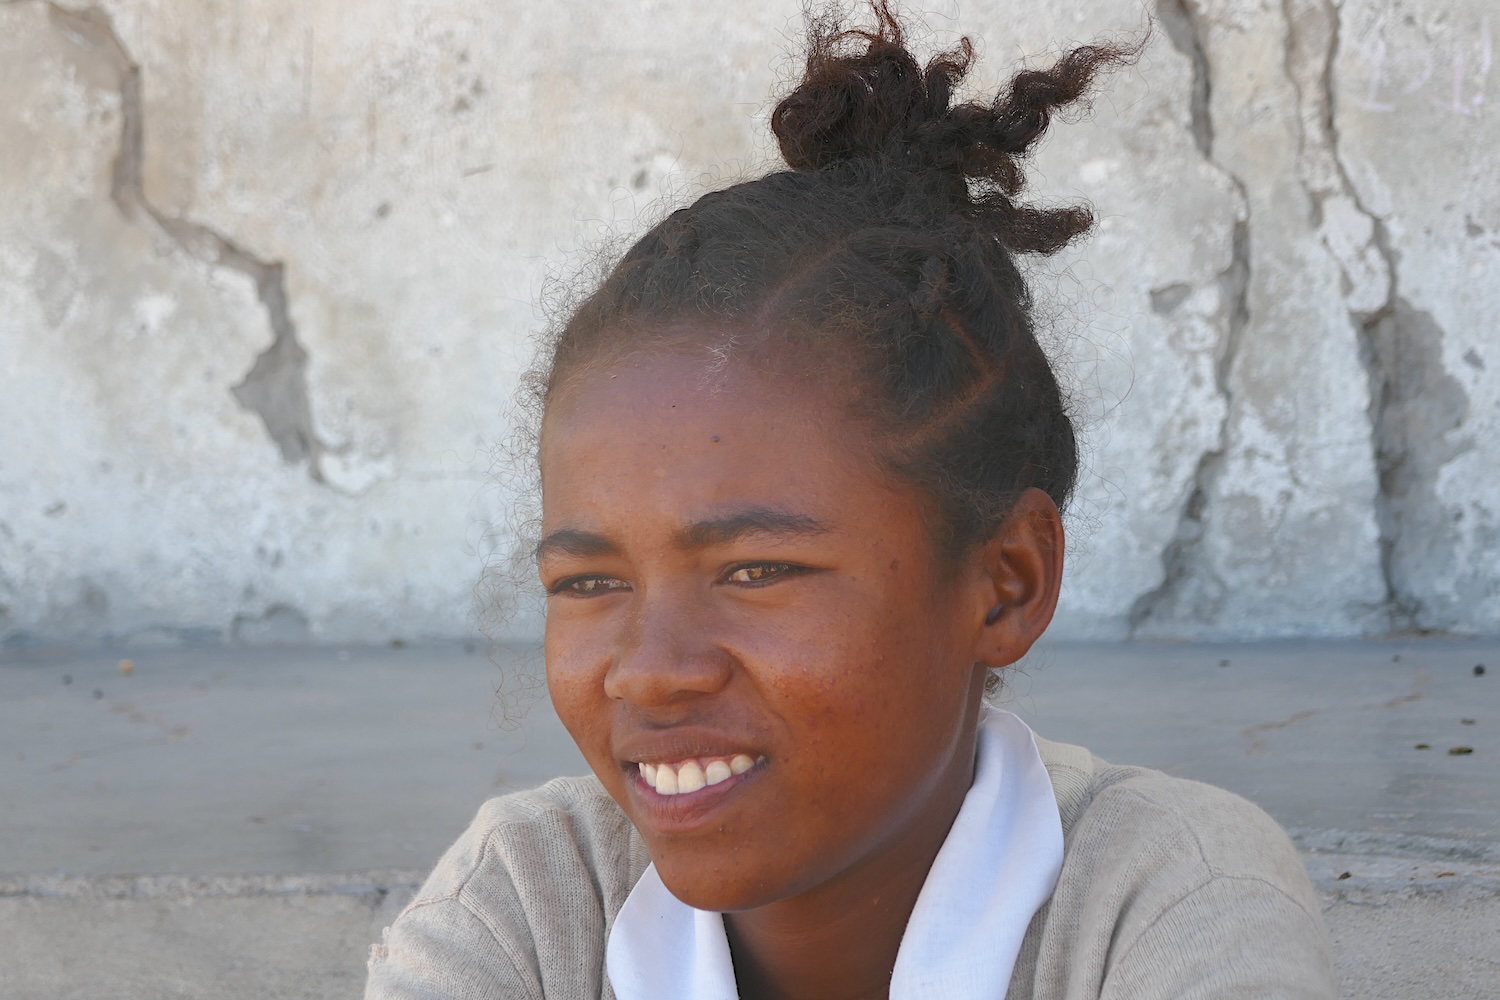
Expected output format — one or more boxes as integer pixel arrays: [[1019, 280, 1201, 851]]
[[771, 2, 1141, 253], [771, 6, 965, 173]]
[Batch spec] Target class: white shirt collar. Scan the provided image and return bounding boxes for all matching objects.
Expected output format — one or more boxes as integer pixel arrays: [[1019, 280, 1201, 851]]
[[606, 709, 1064, 1000]]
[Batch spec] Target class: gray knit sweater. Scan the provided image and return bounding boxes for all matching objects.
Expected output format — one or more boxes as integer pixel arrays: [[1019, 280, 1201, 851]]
[[365, 736, 1336, 999]]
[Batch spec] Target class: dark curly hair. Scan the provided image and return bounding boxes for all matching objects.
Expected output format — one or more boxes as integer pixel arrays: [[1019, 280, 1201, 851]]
[[535, 2, 1139, 560]]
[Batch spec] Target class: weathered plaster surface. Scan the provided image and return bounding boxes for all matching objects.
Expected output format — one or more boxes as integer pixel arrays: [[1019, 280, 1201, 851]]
[[1333, 0, 1500, 632], [1, 0, 1496, 645]]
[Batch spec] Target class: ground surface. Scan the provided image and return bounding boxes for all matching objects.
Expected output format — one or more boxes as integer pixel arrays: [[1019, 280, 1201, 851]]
[[2, 639, 1497, 999]]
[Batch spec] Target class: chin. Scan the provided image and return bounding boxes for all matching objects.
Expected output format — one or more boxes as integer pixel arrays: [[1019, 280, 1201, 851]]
[[649, 851, 784, 913]]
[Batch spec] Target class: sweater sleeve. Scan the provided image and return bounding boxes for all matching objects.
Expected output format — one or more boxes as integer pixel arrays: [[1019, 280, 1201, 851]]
[[1101, 875, 1336, 1000], [366, 892, 543, 1000], [1017, 757, 1337, 1000], [1089, 776, 1336, 1000], [364, 776, 646, 1000]]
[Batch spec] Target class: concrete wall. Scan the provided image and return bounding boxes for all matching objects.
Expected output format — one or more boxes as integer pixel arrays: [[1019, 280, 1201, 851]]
[[1, 0, 1495, 647]]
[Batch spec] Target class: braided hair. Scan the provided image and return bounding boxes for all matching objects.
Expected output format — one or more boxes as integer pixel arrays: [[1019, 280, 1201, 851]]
[[537, 2, 1137, 560]]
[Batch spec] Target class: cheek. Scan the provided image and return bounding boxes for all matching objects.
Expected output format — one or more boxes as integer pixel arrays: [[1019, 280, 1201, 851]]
[[543, 625, 611, 750], [730, 583, 949, 721]]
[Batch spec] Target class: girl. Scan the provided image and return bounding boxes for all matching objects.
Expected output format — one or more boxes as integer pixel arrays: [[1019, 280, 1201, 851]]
[[367, 5, 1335, 998]]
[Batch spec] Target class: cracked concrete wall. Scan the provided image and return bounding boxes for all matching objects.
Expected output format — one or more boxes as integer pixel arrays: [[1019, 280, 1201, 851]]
[[1, 0, 1496, 646]]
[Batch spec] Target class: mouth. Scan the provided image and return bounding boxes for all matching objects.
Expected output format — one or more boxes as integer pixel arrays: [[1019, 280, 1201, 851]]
[[623, 750, 767, 831], [636, 753, 762, 795]]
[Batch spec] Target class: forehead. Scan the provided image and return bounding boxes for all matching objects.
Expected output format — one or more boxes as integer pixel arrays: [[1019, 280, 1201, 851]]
[[538, 349, 896, 529]]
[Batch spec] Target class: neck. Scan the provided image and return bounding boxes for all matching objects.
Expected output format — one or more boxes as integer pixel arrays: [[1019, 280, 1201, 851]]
[[723, 716, 982, 1000]]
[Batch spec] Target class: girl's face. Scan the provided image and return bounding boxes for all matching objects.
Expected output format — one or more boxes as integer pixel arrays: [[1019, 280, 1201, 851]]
[[538, 348, 996, 912]]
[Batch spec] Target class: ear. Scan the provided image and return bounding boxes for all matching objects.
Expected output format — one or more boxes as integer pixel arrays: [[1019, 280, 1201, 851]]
[[972, 488, 1064, 669]]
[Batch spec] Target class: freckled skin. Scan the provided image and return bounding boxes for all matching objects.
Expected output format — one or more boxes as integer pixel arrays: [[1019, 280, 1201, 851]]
[[539, 347, 1063, 1000]]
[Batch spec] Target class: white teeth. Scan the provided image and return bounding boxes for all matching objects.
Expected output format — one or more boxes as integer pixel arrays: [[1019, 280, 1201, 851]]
[[639, 755, 761, 795], [677, 761, 706, 794]]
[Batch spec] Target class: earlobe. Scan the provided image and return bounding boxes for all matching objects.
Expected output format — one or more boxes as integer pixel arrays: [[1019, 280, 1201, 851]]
[[975, 488, 1064, 669]]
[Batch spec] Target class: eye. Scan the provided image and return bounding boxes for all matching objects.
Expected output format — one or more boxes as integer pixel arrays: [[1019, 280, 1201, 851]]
[[723, 562, 801, 585], [549, 575, 630, 597]]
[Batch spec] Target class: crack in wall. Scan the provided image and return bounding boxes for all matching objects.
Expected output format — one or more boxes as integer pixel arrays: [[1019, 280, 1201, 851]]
[[46, 3, 327, 481], [1135, 0, 1470, 636], [1156, 0, 1214, 158], [1129, 0, 1253, 635], [1293, 0, 1471, 632]]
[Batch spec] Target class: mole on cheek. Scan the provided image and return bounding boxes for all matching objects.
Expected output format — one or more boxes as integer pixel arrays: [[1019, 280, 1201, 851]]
[[711, 435, 721, 443]]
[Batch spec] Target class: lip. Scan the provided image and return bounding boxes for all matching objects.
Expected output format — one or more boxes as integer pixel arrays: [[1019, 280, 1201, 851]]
[[614, 726, 768, 834], [615, 725, 765, 767], [625, 758, 763, 833]]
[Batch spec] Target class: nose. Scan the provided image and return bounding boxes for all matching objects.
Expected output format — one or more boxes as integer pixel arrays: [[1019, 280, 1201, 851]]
[[603, 591, 734, 708]]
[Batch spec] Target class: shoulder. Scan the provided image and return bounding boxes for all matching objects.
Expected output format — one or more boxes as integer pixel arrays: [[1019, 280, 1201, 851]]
[[1035, 735, 1314, 894], [366, 775, 646, 1000], [1020, 737, 1335, 999]]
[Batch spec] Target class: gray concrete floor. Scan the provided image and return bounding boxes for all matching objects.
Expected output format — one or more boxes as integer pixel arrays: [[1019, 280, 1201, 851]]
[[3, 639, 1498, 999]]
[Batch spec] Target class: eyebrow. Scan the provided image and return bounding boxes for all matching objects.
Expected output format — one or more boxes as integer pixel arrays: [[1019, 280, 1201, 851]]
[[533, 528, 621, 564], [534, 507, 831, 564], [673, 508, 832, 550]]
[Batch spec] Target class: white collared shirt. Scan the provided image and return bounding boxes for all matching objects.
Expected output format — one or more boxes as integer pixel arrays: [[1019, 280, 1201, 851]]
[[606, 708, 1064, 1000]]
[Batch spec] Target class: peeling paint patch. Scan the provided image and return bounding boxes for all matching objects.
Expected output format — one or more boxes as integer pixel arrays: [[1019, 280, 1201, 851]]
[[1149, 282, 1192, 315], [31, 245, 77, 328], [230, 265, 321, 466], [1360, 299, 1472, 631], [232, 605, 311, 645]]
